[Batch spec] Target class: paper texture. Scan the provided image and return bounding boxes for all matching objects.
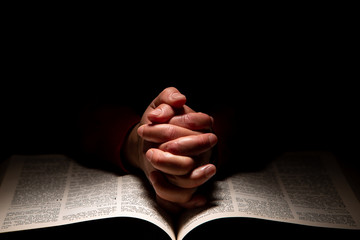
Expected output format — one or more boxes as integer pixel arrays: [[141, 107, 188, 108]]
[[177, 152, 360, 239], [0, 155, 175, 239], [0, 152, 359, 240]]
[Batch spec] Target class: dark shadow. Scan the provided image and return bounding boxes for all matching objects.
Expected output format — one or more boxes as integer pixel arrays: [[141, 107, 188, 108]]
[[1, 217, 170, 240], [183, 217, 359, 240]]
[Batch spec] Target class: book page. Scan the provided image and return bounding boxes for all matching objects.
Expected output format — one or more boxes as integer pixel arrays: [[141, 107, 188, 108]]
[[0, 155, 176, 240], [177, 152, 360, 240]]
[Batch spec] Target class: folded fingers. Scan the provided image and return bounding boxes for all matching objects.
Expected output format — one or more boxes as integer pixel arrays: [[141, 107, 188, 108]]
[[149, 170, 213, 208], [166, 164, 216, 189], [159, 133, 218, 156], [146, 148, 216, 188], [149, 171, 196, 204], [147, 103, 176, 123], [152, 87, 187, 109], [168, 112, 214, 131], [146, 148, 195, 175], [138, 123, 201, 143]]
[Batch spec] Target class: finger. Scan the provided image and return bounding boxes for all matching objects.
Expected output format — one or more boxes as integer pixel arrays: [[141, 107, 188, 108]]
[[149, 171, 196, 204], [149, 104, 196, 124], [159, 133, 218, 156], [165, 164, 216, 189], [174, 104, 195, 115], [137, 124, 201, 143], [168, 112, 214, 131], [146, 148, 195, 175], [148, 103, 176, 123], [152, 87, 186, 109]]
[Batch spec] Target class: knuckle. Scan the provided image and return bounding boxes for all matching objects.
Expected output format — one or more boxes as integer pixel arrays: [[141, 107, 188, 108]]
[[147, 149, 162, 165], [198, 113, 213, 128], [198, 134, 209, 147], [182, 112, 213, 130], [161, 104, 173, 114], [183, 114, 196, 128], [201, 133, 216, 147], [179, 157, 195, 173], [165, 125, 177, 140], [162, 87, 177, 96], [183, 113, 192, 124], [163, 141, 181, 155]]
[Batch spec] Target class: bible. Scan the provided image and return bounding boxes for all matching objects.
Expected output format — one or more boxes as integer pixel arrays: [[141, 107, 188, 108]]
[[0, 152, 359, 239]]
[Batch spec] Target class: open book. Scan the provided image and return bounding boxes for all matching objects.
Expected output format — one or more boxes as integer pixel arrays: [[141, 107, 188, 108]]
[[0, 152, 359, 239]]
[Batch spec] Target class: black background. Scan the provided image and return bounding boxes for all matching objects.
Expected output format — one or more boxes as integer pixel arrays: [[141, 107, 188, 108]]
[[1, 8, 359, 239], [1, 26, 358, 167]]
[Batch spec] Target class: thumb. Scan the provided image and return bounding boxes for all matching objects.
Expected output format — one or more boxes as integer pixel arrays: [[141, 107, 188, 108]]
[[148, 87, 187, 123], [152, 87, 186, 109]]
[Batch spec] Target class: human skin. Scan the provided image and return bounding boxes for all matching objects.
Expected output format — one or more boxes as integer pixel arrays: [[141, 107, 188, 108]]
[[123, 87, 218, 212]]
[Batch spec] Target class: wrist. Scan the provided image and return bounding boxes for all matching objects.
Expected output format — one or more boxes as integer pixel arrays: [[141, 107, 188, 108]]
[[122, 123, 142, 171]]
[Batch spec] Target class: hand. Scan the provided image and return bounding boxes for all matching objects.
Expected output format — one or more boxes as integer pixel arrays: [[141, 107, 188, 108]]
[[138, 115, 217, 210], [124, 87, 217, 212]]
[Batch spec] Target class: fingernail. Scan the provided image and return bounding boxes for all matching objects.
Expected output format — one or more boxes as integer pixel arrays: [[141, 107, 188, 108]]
[[204, 165, 216, 178], [150, 108, 162, 116], [170, 92, 185, 100], [193, 165, 216, 178], [208, 134, 218, 146], [137, 125, 144, 137], [146, 149, 153, 162]]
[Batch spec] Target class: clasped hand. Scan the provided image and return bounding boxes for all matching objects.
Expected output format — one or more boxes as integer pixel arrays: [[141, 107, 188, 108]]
[[125, 87, 218, 212]]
